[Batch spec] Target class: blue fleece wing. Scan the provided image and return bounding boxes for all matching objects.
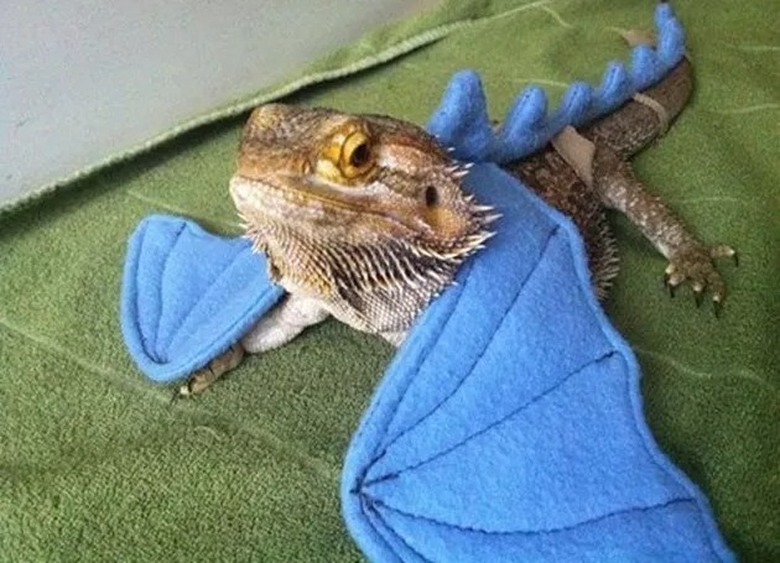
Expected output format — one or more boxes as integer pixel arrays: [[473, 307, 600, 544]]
[[120, 215, 284, 382], [340, 164, 734, 562]]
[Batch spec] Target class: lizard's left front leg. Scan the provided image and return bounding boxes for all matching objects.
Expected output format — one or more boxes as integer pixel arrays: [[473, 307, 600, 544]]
[[592, 144, 737, 312], [174, 294, 329, 400]]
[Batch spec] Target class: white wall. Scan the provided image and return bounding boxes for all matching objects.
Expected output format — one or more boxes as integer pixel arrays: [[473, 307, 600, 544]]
[[0, 0, 434, 206]]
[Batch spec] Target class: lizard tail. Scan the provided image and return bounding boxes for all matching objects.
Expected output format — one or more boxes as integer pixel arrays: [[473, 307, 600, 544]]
[[583, 58, 694, 159]]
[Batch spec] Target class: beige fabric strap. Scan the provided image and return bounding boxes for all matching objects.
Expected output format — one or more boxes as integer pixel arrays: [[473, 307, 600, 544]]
[[619, 29, 655, 47], [551, 126, 596, 188], [620, 27, 674, 136], [632, 92, 671, 136]]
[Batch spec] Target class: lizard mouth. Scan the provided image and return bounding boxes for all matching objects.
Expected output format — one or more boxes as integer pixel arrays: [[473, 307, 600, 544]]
[[230, 173, 426, 231], [230, 166, 495, 263]]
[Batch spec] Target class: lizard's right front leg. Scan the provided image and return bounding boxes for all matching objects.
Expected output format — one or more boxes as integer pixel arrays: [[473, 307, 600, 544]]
[[174, 294, 329, 400]]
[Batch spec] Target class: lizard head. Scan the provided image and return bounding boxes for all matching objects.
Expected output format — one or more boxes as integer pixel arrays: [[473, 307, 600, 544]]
[[229, 103, 495, 327]]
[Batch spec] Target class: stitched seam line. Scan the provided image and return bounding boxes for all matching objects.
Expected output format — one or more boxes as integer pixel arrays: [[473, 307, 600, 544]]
[[364, 349, 616, 485], [366, 500, 434, 563], [152, 222, 188, 361], [622, 347, 726, 560], [125, 219, 149, 359], [371, 496, 696, 537], [362, 259, 475, 467], [356, 495, 400, 563], [367, 225, 559, 474], [157, 227, 246, 360]]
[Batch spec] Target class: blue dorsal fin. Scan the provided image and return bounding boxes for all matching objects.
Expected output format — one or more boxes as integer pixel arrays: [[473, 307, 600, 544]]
[[630, 44, 661, 91], [592, 61, 632, 117], [426, 70, 495, 161], [546, 81, 594, 136], [431, 2, 687, 164], [493, 86, 547, 162], [656, 2, 686, 65]]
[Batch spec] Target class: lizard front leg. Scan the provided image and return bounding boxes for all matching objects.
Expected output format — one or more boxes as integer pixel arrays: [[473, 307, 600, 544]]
[[174, 293, 329, 400], [240, 293, 330, 353], [591, 144, 736, 312]]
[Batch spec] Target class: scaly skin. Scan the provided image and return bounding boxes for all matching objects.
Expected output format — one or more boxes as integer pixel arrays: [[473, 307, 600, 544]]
[[232, 106, 495, 339], [175, 59, 735, 399], [510, 59, 735, 300]]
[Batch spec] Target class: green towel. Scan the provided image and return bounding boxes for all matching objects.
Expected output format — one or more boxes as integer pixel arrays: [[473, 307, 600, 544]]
[[1, 0, 777, 560]]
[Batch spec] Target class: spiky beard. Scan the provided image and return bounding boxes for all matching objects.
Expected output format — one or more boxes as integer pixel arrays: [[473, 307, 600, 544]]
[[240, 206, 496, 327], [243, 219, 493, 291]]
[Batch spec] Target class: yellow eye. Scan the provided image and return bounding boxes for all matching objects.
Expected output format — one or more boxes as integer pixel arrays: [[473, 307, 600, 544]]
[[340, 131, 373, 178], [316, 123, 375, 182]]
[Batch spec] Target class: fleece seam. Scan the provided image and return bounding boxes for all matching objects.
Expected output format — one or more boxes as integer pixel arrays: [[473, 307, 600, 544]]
[[373, 497, 697, 537], [344, 169, 733, 560], [369, 501, 434, 563], [151, 222, 187, 361], [363, 226, 559, 479], [362, 260, 475, 468], [156, 224, 245, 360], [363, 349, 618, 486], [121, 216, 286, 382], [520, 173, 729, 559]]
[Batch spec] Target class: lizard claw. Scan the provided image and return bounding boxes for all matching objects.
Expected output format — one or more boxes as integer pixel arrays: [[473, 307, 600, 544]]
[[169, 367, 213, 404], [692, 283, 704, 308], [169, 387, 186, 405], [663, 242, 736, 314], [709, 244, 738, 265], [663, 272, 676, 298], [168, 344, 245, 404], [713, 295, 723, 319]]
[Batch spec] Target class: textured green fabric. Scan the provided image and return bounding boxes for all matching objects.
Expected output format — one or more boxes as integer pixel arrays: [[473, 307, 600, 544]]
[[1, 0, 777, 560]]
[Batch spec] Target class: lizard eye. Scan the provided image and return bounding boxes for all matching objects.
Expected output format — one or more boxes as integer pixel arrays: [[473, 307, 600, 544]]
[[316, 124, 375, 183], [340, 131, 374, 178]]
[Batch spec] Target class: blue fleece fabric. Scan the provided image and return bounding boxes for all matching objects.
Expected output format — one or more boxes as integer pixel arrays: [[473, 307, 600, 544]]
[[120, 216, 284, 382], [120, 4, 733, 560], [340, 164, 733, 562], [427, 3, 685, 163]]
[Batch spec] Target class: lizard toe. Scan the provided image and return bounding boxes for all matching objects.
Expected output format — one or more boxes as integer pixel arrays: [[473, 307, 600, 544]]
[[170, 344, 245, 403], [709, 244, 738, 267], [664, 243, 732, 314]]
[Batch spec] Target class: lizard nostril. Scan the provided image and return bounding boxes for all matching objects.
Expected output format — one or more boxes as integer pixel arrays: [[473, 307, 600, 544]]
[[425, 186, 438, 207]]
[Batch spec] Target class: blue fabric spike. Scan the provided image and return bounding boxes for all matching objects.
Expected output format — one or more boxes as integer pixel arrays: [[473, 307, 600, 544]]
[[120, 216, 284, 382], [592, 61, 633, 117], [340, 164, 734, 562], [656, 2, 686, 66], [545, 81, 593, 136], [428, 3, 686, 164], [493, 86, 547, 162], [425, 70, 495, 161], [630, 44, 661, 91]]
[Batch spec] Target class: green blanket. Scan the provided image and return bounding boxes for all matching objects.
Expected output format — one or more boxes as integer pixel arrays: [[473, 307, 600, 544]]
[[1, 0, 777, 560]]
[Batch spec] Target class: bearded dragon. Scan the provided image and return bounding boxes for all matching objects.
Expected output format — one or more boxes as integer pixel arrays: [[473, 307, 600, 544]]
[[175, 55, 736, 398]]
